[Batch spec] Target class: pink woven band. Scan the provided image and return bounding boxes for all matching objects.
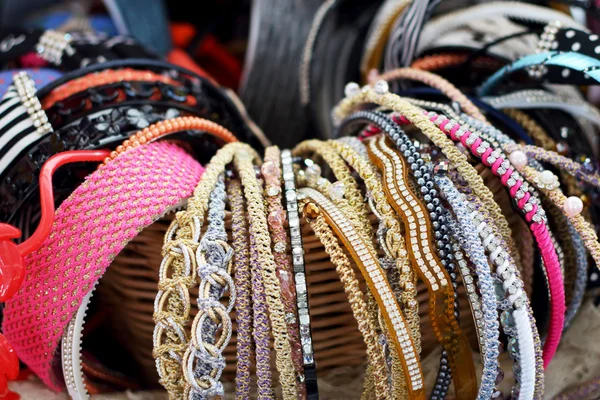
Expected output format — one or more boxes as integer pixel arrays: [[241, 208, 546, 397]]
[[2, 141, 204, 390], [428, 113, 565, 367]]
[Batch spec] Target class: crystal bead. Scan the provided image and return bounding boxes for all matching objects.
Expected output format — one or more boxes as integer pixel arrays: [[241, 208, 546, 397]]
[[261, 161, 278, 178], [374, 80, 389, 94], [507, 337, 519, 358], [268, 209, 286, 227], [274, 241, 287, 253], [501, 310, 514, 328], [303, 354, 314, 364], [328, 181, 346, 200], [267, 186, 281, 196]]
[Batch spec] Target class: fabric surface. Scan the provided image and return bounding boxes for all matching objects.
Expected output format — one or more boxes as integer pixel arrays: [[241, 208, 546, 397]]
[[2, 141, 204, 390]]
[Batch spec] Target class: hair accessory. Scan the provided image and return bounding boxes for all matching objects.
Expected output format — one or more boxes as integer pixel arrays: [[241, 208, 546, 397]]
[[384, 0, 440, 70], [503, 144, 600, 188], [520, 166, 600, 269], [225, 179, 254, 398], [534, 23, 600, 79], [0, 148, 109, 397], [360, 0, 410, 81], [434, 175, 502, 400], [298, 187, 426, 399], [182, 175, 234, 399], [483, 89, 600, 128], [99, 116, 238, 166], [300, 206, 390, 399], [415, 1, 584, 59], [41, 68, 181, 109], [2, 141, 203, 390], [334, 86, 565, 368], [367, 133, 476, 399], [0, 72, 52, 181], [281, 149, 318, 398], [326, 138, 420, 397], [373, 68, 488, 122], [479, 51, 600, 96], [263, 146, 306, 398]]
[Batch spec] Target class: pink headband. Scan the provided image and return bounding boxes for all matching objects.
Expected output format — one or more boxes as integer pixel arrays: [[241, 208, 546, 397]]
[[2, 141, 204, 389]]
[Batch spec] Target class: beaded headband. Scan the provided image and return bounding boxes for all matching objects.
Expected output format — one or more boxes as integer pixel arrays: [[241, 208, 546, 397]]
[[2, 141, 204, 389]]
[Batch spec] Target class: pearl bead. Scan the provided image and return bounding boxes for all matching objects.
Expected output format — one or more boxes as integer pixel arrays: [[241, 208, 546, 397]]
[[344, 82, 360, 98], [374, 79, 389, 94], [508, 150, 528, 171], [539, 170, 556, 185], [563, 196, 583, 216]]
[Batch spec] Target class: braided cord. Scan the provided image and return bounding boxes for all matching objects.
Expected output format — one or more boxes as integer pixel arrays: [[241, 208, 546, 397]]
[[249, 193, 275, 399], [435, 175, 500, 400], [154, 142, 257, 398], [227, 179, 253, 399], [465, 195, 545, 399], [375, 68, 488, 122], [184, 176, 235, 399], [337, 89, 567, 367], [298, 187, 426, 398], [503, 144, 600, 189], [522, 166, 600, 269], [503, 109, 585, 199], [235, 151, 298, 399]]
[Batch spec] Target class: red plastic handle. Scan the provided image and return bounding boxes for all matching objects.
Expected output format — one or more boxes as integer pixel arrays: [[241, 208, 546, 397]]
[[0, 150, 109, 301]]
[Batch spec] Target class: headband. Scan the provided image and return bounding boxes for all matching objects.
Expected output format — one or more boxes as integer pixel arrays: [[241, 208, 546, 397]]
[[2, 140, 204, 389]]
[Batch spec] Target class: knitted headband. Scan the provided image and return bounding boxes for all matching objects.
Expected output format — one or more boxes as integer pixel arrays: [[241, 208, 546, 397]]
[[2, 140, 204, 389]]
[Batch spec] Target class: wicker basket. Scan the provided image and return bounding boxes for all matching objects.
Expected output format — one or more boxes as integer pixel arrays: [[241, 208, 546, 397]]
[[96, 164, 532, 386]]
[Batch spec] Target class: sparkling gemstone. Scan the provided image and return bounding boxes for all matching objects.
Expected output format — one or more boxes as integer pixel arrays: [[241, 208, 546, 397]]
[[268, 209, 287, 227], [433, 162, 449, 174], [285, 312, 296, 324], [261, 161, 278, 178], [300, 324, 311, 336], [507, 337, 519, 358], [267, 186, 281, 196], [328, 181, 346, 200], [556, 142, 569, 154], [274, 241, 287, 253]]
